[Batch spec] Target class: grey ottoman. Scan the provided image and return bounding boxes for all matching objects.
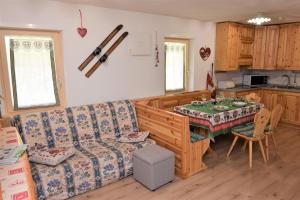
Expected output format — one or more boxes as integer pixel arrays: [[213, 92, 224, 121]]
[[133, 144, 175, 191]]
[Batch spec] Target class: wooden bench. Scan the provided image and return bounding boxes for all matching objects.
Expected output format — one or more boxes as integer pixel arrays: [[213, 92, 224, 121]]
[[134, 90, 211, 178]]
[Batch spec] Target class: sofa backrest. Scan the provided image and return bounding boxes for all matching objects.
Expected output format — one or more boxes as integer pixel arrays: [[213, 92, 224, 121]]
[[12, 100, 139, 151]]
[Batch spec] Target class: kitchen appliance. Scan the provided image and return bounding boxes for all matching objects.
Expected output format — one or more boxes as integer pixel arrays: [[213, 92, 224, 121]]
[[217, 81, 236, 89], [243, 75, 268, 87]]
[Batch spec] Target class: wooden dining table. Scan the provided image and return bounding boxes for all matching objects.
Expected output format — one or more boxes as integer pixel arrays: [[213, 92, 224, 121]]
[[174, 98, 263, 141]]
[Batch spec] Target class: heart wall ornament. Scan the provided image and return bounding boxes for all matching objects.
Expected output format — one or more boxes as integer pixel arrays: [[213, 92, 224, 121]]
[[77, 27, 87, 38], [199, 47, 211, 61], [77, 9, 87, 38]]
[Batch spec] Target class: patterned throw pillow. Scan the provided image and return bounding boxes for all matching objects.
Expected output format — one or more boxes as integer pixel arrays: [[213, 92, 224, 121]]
[[117, 131, 150, 143], [28, 147, 75, 166]]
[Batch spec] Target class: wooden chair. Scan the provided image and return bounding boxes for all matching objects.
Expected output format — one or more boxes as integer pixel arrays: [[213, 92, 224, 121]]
[[265, 104, 283, 161], [227, 108, 271, 168], [245, 92, 261, 103]]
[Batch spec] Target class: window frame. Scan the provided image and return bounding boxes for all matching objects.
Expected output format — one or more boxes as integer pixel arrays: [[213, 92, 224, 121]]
[[164, 37, 189, 94], [0, 28, 66, 115]]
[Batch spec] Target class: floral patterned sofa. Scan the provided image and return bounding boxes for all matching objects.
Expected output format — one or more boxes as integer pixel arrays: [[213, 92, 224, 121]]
[[12, 100, 155, 200]]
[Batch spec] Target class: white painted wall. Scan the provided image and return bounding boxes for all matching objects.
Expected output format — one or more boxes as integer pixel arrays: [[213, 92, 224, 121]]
[[0, 0, 216, 107]]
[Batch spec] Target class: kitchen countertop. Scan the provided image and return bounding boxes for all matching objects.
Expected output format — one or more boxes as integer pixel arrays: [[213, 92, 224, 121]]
[[217, 85, 300, 93]]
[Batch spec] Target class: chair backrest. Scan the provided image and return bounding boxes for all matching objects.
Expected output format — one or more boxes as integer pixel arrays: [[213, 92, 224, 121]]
[[270, 104, 283, 130], [253, 108, 271, 138], [245, 93, 261, 103]]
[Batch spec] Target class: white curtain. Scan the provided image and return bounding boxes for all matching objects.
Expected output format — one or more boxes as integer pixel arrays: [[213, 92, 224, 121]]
[[165, 42, 185, 91], [6, 37, 58, 109]]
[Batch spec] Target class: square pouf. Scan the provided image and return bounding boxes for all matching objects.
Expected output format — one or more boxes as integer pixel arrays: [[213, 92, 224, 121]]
[[133, 144, 175, 191]]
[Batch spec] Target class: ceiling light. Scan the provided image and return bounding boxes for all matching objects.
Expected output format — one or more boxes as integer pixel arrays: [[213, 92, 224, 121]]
[[247, 13, 271, 25], [26, 23, 36, 28]]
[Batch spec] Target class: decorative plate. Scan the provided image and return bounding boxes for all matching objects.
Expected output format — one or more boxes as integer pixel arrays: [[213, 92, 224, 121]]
[[213, 105, 229, 111], [191, 101, 206, 106], [233, 101, 247, 107]]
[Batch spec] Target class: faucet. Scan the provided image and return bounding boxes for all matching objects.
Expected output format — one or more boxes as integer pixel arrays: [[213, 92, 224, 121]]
[[282, 74, 291, 87]]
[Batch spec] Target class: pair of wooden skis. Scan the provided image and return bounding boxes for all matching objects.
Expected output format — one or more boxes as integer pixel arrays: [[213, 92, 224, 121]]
[[78, 24, 128, 77]]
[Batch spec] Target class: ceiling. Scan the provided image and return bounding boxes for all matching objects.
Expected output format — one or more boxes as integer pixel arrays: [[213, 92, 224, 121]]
[[53, 0, 300, 24]]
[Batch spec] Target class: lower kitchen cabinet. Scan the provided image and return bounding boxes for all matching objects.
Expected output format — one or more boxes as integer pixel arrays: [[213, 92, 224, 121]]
[[262, 90, 300, 125], [218, 89, 300, 125], [281, 94, 300, 125]]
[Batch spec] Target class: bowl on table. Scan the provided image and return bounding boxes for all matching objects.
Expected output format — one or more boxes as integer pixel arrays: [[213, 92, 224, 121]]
[[232, 101, 247, 107], [213, 105, 229, 111]]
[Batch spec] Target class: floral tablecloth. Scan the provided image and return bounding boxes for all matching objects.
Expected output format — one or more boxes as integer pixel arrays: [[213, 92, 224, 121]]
[[174, 99, 263, 140]]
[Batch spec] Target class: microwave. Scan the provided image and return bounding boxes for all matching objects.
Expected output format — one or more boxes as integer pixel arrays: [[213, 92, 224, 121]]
[[243, 75, 268, 86]]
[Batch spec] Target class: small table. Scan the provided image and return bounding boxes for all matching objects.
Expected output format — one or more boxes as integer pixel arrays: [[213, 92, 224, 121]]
[[0, 127, 36, 200], [174, 99, 263, 141]]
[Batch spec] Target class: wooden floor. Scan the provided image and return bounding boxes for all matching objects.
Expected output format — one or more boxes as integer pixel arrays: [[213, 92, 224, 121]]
[[71, 124, 300, 200]]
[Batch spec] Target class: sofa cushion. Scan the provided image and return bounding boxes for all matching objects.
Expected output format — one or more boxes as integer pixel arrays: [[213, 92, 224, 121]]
[[28, 146, 75, 166], [117, 131, 150, 143]]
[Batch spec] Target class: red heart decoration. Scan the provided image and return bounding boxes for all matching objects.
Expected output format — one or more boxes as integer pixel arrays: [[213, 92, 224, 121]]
[[199, 47, 211, 61], [77, 27, 87, 38]]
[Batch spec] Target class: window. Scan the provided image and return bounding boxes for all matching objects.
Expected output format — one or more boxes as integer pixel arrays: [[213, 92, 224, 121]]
[[0, 29, 65, 114], [165, 38, 189, 93]]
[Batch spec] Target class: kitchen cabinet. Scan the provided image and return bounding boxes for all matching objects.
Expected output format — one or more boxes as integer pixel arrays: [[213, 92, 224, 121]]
[[253, 26, 279, 70], [215, 22, 254, 71], [277, 24, 297, 69], [275, 23, 300, 70], [261, 90, 280, 110], [264, 26, 279, 69], [259, 90, 300, 125], [253, 26, 267, 69], [291, 24, 300, 70], [237, 25, 255, 66], [216, 22, 300, 71], [215, 22, 239, 71], [280, 93, 300, 125], [218, 89, 300, 125]]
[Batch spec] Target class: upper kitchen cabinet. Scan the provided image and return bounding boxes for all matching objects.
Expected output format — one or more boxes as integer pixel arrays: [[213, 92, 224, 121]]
[[276, 23, 300, 70], [277, 24, 297, 70], [237, 24, 255, 66], [253, 25, 279, 70], [253, 26, 267, 69], [264, 25, 279, 70], [291, 24, 300, 70], [215, 22, 239, 71], [215, 22, 254, 71]]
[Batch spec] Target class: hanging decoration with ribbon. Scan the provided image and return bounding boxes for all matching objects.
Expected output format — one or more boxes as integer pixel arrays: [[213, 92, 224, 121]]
[[77, 9, 87, 38], [155, 31, 159, 67]]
